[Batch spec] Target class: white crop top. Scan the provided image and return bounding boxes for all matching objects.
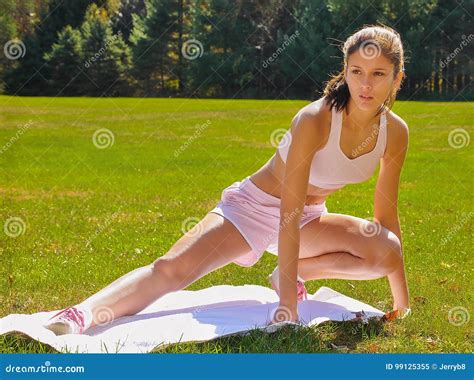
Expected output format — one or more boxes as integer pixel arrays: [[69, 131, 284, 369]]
[[277, 106, 387, 189]]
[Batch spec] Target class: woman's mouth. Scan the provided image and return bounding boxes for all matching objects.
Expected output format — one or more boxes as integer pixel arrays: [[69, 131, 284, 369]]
[[359, 95, 374, 101]]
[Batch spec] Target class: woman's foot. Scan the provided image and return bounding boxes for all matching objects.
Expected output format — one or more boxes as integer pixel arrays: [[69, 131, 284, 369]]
[[268, 266, 308, 301], [43, 306, 91, 335]]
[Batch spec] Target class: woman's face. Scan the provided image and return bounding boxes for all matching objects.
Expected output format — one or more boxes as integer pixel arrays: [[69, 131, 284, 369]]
[[345, 47, 402, 112]]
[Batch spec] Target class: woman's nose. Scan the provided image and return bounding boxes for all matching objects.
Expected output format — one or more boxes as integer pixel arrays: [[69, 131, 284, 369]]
[[360, 77, 372, 90]]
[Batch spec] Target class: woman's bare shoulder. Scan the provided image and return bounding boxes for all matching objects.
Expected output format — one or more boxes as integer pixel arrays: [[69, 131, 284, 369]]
[[299, 97, 331, 118], [385, 109, 409, 141], [386, 109, 408, 132], [384, 109, 409, 157], [291, 98, 331, 134]]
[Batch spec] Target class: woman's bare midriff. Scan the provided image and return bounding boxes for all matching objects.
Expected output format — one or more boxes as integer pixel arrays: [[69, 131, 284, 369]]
[[248, 151, 340, 206]]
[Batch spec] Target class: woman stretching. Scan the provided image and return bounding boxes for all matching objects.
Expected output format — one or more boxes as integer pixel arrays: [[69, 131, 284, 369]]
[[45, 24, 411, 335]]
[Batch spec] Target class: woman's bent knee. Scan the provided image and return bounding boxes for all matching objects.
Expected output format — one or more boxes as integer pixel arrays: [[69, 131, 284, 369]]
[[374, 241, 403, 276], [150, 257, 192, 292]]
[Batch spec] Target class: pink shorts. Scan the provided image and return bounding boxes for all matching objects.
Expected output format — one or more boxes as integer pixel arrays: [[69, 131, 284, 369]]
[[210, 176, 329, 267]]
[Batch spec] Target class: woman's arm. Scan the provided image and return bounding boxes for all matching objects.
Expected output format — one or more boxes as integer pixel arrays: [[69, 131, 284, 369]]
[[373, 116, 410, 313], [274, 108, 326, 322]]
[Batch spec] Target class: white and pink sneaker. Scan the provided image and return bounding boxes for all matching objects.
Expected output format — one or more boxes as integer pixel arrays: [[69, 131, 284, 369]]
[[44, 306, 91, 335]]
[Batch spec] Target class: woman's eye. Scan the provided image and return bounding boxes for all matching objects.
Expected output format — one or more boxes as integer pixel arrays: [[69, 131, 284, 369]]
[[374, 72, 385, 76], [352, 70, 361, 74]]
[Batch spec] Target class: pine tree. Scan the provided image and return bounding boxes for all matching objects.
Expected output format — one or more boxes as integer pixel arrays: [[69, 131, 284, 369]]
[[279, 0, 335, 99], [188, 0, 256, 98], [110, 0, 147, 43], [129, 0, 180, 96], [0, 0, 17, 93], [80, 3, 132, 96], [43, 25, 84, 96], [5, 0, 99, 95]]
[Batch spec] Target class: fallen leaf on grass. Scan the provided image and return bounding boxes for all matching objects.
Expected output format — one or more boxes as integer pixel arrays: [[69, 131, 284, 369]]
[[368, 343, 379, 353], [382, 310, 399, 322], [448, 284, 462, 293], [414, 296, 427, 304]]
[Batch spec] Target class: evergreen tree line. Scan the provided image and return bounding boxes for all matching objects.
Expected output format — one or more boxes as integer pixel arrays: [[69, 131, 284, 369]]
[[0, 0, 472, 99]]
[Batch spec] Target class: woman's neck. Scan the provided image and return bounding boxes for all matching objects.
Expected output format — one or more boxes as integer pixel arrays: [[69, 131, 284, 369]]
[[345, 99, 381, 130]]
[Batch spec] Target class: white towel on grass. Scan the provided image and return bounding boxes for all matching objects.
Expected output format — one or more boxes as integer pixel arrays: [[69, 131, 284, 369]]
[[0, 285, 384, 353]]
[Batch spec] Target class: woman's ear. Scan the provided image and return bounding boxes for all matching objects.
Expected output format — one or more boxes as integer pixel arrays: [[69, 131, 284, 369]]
[[393, 71, 404, 92], [343, 65, 349, 81]]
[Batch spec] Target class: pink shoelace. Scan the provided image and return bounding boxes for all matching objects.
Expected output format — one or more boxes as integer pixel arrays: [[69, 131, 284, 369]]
[[49, 307, 86, 334], [296, 281, 308, 301]]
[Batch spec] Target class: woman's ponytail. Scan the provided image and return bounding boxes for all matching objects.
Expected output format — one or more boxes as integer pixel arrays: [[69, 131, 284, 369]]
[[323, 70, 350, 112]]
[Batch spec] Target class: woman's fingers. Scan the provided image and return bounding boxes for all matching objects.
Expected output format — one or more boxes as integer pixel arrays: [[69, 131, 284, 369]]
[[383, 307, 412, 321]]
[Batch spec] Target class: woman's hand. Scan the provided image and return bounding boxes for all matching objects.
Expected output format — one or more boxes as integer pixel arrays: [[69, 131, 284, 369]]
[[383, 304, 412, 321], [269, 304, 298, 325], [394, 304, 412, 319]]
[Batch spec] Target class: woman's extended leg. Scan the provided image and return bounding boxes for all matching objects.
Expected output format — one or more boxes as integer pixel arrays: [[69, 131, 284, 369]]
[[47, 212, 253, 333]]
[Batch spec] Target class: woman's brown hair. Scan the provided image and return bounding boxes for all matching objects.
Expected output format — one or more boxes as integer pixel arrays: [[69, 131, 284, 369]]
[[323, 25, 405, 115]]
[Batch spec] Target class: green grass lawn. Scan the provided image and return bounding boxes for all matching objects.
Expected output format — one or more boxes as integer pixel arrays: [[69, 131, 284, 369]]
[[0, 96, 472, 353]]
